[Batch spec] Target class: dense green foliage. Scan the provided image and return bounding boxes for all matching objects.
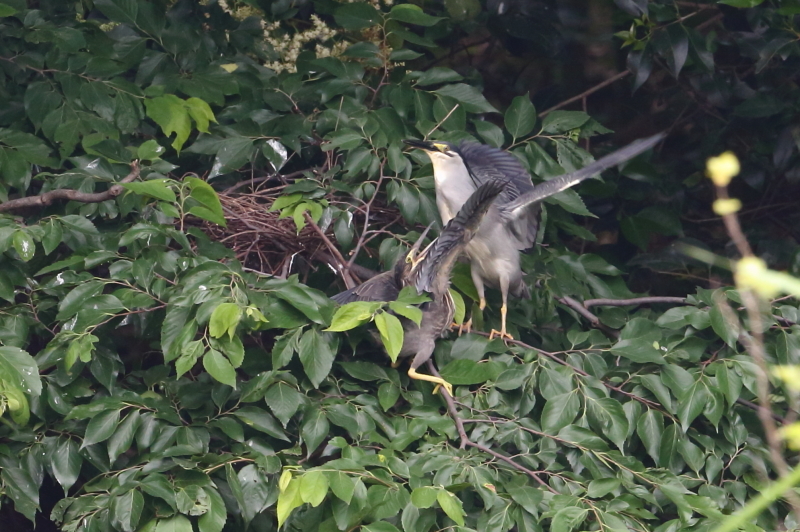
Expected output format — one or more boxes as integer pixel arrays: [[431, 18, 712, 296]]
[[1, 1, 800, 532]]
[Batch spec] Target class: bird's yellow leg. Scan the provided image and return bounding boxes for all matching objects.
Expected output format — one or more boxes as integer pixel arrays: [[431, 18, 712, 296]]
[[458, 297, 485, 336], [408, 367, 453, 396], [488, 304, 514, 341]]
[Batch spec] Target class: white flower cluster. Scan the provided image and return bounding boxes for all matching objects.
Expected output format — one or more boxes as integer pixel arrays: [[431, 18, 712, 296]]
[[262, 15, 345, 73]]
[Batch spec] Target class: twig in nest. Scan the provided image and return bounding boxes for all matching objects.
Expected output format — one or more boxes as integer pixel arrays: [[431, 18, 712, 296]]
[[0, 161, 141, 213]]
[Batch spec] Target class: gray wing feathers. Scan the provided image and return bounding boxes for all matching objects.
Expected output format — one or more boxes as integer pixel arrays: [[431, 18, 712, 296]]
[[456, 142, 533, 202], [415, 181, 505, 295], [504, 133, 665, 218], [331, 270, 400, 304]]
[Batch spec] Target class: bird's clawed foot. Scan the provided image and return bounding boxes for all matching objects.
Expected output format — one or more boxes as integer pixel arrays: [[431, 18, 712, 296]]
[[431, 381, 454, 397], [458, 318, 472, 336], [488, 328, 514, 342]]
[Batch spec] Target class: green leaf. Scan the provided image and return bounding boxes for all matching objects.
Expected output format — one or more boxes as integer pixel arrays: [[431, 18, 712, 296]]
[[12, 230, 35, 262], [375, 311, 404, 362], [437, 489, 465, 526], [326, 301, 380, 331], [505, 95, 537, 138], [264, 382, 301, 427], [121, 180, 177, 202], [299, 470, 328, 507], [203, 349, 237, 388], [137, 140, 165, 160], [52, 438, 82, 494], [234, 406, 289, 440], [114, 489, 144, 532], [587, 478, 620, 498], [411, 486, 438, 508], [541, 392, 580, 433], [326, 471, 355, 504], [389, 4, 444, 26], [415, 67, 463, 86], [709, 303, 740, 348], [145, 95, 191, 152], [197, 488, 226, 532], [81, 408, 121, 448], [473, 119, 505, 148], [378, 382, 400, 411], [95, 0, 138, 26], [363, 523, 402, 532], [155, 515, 193, 532], [184, 97, 216, 133], [387, 300, 423, 326], [439, 359, 502, 385], [208, 302, 241, 339], [0, 4, 18, 16], [541, 110, 591, 134], [550, 506, 588, 532], [297, 329, 335, 388], [434, 84, 498, 114], [0, 346, 41, 397], [334, 3, 380, 30], [108, 410, 141, 463], [301, 407, 329, 454], [276, 477, 303, 527], [186, 176, 226, 227], [636, 409, 664, 462], [609, 338, 665, 364], [208, 136, 254, 178]]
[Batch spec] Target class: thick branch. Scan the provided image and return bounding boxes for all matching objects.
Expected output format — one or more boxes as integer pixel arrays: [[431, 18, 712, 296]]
[[583, 296, 688, 308], [556, 296, 620, 339], [0, 161, 141, 213]]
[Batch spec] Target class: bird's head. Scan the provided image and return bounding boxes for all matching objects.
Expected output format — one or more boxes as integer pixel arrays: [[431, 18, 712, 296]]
[[402, 139, 467, 186]]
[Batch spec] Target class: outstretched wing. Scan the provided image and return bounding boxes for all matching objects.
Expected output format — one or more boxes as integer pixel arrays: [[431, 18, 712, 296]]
[[503, 132, 665, 219], [413, 180, 506, 296], [330, 270, 401, 304]]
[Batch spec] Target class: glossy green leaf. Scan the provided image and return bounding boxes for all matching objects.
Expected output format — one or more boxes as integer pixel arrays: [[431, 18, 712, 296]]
[[375, 311, 404, 362]]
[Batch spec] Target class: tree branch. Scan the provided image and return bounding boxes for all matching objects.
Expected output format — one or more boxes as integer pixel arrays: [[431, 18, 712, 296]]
[[303, 212, 357, 289], [0, 161, 141, 213], [583, 296, 688, 308], [538, 70, 631, 117], [426, 360, 557, 492], [556, 296, 620, 339]]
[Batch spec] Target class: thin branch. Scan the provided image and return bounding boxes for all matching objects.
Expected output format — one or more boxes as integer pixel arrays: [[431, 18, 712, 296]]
[[223, 168, 318, 194], [426, 360, 557, 492], [539, 71, 630, 117], [303, 212, 357, 289], [0, 162, 141, 213], [583, 296, 688, 308], [347, 161, 386, 271]]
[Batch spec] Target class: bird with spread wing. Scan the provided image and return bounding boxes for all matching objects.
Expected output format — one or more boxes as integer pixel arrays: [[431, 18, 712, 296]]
[[332, 180, 506, 396], [403, 133, 665, 340]]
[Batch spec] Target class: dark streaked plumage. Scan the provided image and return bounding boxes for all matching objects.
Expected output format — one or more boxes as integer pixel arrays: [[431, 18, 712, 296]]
[[332, 180, 506, 395]]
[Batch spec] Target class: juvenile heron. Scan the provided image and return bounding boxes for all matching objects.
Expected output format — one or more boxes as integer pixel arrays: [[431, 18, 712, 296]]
[[403, 133, 664, 340], [332, 180, 505, 396]]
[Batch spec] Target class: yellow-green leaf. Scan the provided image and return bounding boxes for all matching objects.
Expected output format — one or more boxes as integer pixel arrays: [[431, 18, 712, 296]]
[[375, 311, 404, 362]]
